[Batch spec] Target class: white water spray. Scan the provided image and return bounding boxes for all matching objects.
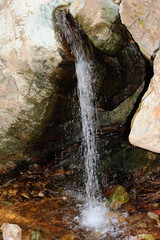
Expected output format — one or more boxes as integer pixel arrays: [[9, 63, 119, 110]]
[[74, 45, 127, 239], [75, 53, 99, 203]]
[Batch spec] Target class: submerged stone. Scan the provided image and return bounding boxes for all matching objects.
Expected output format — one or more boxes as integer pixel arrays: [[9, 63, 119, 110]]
[[137, 234, 155, 240], [60, 233, 77, 240], [107, 185, 129, 209], [30, 229, 43, 240]]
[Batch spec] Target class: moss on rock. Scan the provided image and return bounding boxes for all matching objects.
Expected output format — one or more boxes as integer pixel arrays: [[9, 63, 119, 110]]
[[107, 185, 129, 209]]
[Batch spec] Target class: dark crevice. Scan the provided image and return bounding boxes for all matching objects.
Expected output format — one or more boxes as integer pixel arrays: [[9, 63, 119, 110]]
[[124, 57, 154, 137], [28, 8, 153, 159]]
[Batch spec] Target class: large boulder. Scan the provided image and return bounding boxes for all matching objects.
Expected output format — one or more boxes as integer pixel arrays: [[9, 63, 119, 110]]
[[70, 0, 130, 55], [0, 0, 147, 160], [119, 0, 160, 153], [129, 51, 160, 153], [120, 0, 160, 60], [0, 0, 72, 156]]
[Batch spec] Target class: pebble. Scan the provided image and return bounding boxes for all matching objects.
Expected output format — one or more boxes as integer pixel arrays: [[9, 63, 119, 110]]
[[137, 233, 155, 240], [60, 233, 77, 240], [30, 229, 43, 240], [38, 192, 44, 197], [1, 200, 14, 205], [147, 212, 159, 220], [62, 196, 67, 200], [0, 223, 22, 240]]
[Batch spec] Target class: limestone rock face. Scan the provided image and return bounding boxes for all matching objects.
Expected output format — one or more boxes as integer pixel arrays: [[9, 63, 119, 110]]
[[0, 0, 72, 155], [70, 0, 130, 55], [120, 0, 160, 60], [129, 51, 160, 153]]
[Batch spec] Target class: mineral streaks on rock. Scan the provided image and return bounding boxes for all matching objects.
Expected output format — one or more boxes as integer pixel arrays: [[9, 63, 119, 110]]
[[129, 51, 160, 153], [120, 0, 160, 60]]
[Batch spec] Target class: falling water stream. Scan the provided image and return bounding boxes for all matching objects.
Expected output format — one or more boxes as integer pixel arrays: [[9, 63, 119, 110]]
[[54, 9, 127, 238], [76, 47, 99, 203], [73, 21, 126, 239], [54, 9, 99, 203]]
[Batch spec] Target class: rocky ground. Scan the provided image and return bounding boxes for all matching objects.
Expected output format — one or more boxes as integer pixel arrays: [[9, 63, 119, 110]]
[[0, 143, 159, 240]]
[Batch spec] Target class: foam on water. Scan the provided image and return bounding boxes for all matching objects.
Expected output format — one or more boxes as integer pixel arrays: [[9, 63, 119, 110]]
[[75, 201, 127, 238]]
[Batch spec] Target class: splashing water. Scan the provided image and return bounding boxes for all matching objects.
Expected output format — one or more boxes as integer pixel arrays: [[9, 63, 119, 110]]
[[72, 24, 127, 238], [75, 202, 127, 239], [54, 9, 127, 237], [73, 50, 127, 238]]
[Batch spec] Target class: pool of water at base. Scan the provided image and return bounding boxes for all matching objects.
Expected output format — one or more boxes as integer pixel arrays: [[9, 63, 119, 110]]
[[0, 187, 128, 239], [0, 152, 159, 240]]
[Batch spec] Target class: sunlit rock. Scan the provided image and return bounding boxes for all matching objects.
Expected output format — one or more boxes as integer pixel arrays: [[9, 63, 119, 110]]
[[120, 0, 160, 153], [70, 0, 130, 55], [0, 0, 149, 160], [0, 0, 72, 156], [120, 0, 160, 60], [129, 51, 160, 153], [112, 0, 122, 5]]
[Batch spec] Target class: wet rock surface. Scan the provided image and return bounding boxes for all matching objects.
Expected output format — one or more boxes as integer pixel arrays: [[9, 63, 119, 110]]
[[107, 185, 130, 209]]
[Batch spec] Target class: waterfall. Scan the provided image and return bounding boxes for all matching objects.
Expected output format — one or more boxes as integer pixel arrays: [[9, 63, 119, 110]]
[[54, 9, 126, 237], [76, 54, 99, 202], [54, 9, 99, 203]]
